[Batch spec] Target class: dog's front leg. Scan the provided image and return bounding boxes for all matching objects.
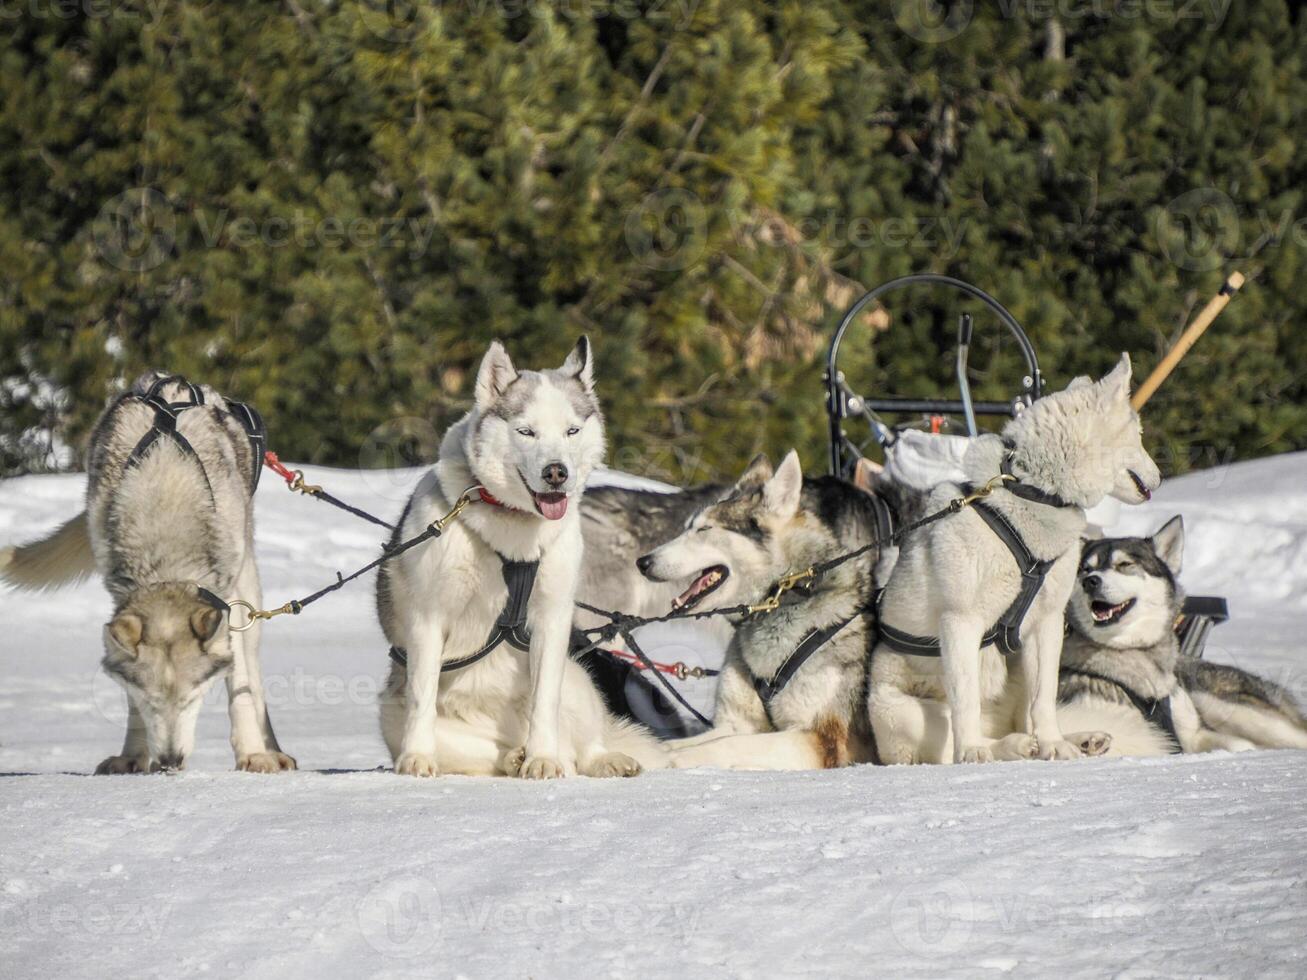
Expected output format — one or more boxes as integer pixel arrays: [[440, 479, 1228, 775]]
[[395, 618, 445, 776], [1023, 614, 1082, 760], [95, 701, 153, 774], [939, 613, 992, 763], [512, 603, 571, 780], [228, 555, 296, 773]]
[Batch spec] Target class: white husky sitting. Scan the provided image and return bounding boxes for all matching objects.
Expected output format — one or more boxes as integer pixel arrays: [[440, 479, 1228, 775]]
[[377, 339, 665, 778], [870, 355, 1161, 764], [0, 373, 293, 774]]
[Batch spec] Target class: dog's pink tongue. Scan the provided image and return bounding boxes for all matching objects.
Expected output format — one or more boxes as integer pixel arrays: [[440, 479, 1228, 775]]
[[534, 493, 569, 520]]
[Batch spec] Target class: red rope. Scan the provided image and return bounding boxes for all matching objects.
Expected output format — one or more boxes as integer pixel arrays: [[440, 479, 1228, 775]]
[[603, 648, 703, 678], [263, 450, 297, 485]]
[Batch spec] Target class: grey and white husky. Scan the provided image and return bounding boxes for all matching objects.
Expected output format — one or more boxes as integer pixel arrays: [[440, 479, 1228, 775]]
[[0, 373, 293, 774], [1061, 516, 1307, 754], [638, 452, 886, 770], [869, 355, 1161, 765], [377, 339, 666, 778]]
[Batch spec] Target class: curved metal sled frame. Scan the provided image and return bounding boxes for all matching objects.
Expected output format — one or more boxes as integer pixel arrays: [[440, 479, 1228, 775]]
[[825, 273, 1043, 481]]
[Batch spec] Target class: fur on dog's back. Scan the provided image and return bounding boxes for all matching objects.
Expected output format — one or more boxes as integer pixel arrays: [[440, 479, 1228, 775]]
[[1, 373, 257, 598], [85, 374, 257, 599]]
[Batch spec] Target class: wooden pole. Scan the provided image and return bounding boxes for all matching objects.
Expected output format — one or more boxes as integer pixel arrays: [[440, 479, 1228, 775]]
[[1131, 271, 1245, 411]]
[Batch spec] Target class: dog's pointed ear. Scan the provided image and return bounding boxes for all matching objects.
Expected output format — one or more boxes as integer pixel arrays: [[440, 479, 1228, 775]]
[[1151, 514, 1184, 577], [107, 613, 143, 658], [1099, 352, 1133, 402], [1066, 375, 1093, 391], [735, 453, 773, 490], [560, 336, 593, 391], [762, 450, 803, 519], [190, 604, 223, 644], [475, 341, 518, 410]]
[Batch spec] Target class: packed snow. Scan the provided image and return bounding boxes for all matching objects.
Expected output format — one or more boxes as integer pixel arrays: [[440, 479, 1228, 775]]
[[2, 453, 1305, 978]]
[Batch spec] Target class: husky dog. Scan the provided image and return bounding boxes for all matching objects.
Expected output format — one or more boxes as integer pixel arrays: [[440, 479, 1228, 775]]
[[578, 481, 728, 636], [636, 452, 884, 769], [0, 373, 293, 774], [870, 355, 1161, 765], [377, 339, 665, 778], [1061, 517, 1307, 754]]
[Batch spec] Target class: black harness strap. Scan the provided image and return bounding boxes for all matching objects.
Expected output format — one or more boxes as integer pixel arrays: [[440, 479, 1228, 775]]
[[750, 612, 859, 708], [1059, 667, 1180, 751], [123, 375, 267, 498], [877, 495, 1054, 658], [389, 558, 540, 674], [125, 375, 207, 472], [226, 399, 267, 492]]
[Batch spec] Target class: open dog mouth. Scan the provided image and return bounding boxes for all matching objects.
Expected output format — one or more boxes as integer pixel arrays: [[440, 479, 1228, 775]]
[[1090, 597, 1136, 626], [1128, 469, 1152, 501], [516, 470, 569, 520], [672, 565, 729, 612], [531, 491, 568, 520]]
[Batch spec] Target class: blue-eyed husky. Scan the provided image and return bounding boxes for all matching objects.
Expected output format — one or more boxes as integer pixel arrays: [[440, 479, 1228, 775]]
[[377, 339, 666, 778]]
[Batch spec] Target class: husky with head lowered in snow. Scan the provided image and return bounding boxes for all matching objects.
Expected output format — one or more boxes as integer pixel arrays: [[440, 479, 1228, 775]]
[[377, 339, 666, 778], [869, 355, 1161, 765], [0, 373, 293, 774], [635, 451, 893, 769], [1060, 516, 1307, 755]]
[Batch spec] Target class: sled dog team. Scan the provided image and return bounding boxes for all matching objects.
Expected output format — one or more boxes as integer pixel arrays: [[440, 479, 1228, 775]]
[[3, 341, 1304, 776]]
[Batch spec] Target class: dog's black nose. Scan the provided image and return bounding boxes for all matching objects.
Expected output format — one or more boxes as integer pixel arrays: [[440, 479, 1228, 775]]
[[1082, 574, 1101, 595], [636, 553, 654, 576], [542, 462, 568, 488]]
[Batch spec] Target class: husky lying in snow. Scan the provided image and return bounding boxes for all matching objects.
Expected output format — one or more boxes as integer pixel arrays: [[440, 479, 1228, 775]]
[[870, 355, 1161, 765], [377, 339, 666, 778], [0, 373, 293, 774], [636, 452, 890, 769], [578, 481, 731, 645], [1060, 517, 1307, 755]]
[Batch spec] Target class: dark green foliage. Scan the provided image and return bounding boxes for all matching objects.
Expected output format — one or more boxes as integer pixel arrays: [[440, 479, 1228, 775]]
[[2, 1, 1304, 481]]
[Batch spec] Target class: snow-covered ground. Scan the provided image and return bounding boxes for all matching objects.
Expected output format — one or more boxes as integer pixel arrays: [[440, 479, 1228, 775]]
[[2, 454, 1305, 978]]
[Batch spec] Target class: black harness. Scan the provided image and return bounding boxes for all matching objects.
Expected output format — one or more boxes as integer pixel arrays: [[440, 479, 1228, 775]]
[[749, 612, 860, 714], [124, 374, 267, 493], [389, 558, 539, 674], [877, 451, 1073, 658], [1059, 667, 1180, 751]]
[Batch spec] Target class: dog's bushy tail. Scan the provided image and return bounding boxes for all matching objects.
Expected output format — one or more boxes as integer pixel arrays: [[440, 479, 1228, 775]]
[[0, 511, 95, 590]]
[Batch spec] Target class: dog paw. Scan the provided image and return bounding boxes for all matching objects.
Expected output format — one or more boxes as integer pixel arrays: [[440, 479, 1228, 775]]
[[1037, 739, 1084, 761], [1076, 731, 1112, 757], [238, 752, 298, 773], [94, 754, 152, 775], [583, 752, 643, 778], [994, 733, 1040, 761], [517, 755, 565, 780], [957, 744, 996, 764], [394, 752, 439, 777]]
